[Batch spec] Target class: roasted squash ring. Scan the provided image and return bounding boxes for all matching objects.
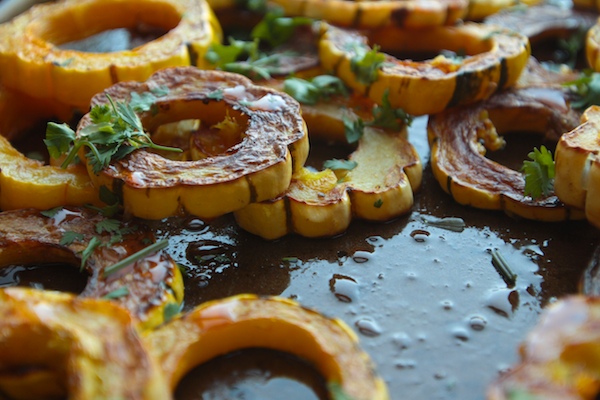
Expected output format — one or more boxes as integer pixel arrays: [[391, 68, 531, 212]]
[[267, 0, 467, 29], [428, 85, 584, 221], [78, 67, 309, 220], [144, 294, 389, 400], [586, 18, 600, 72], [0, 207, 184, 330], [0, 287, 170, 400], [465, 0, 542, 21], [0, 0, 222, 111], [318, 22, 530, 116], [554, 106, 600, 228], [487, 295, 600, 399]]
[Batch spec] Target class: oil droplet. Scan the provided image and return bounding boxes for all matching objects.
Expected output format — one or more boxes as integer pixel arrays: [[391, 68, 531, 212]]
[[468, 315, 487, 331], [329, 274, 359, 303], [441, 300, 453, 310], [392, 332, 413, 350], [394, 359, 417, 369], [184, 218, 208, 232], [355, 317, 382, 337], [352, 251, 371, 264], [485, 288, 519, 318], [410, 229, 430, 243], [451, 326, 470, 342]]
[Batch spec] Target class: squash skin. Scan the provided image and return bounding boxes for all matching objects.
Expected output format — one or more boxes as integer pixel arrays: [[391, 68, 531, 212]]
[[267, 0, 468, 29], [487, 296, 600, 399], [234, 90, 422, 239], [587, 18, 600, 72], [144, 294, 389, 400], [554, 106, 600, 228], [78, 67, 309, 220], [318, 22, 531, 116], [0, 207, 184, 330], [0, 0, 222, 111], [0, 287, 171, 400], [428, 84, 584, 221]]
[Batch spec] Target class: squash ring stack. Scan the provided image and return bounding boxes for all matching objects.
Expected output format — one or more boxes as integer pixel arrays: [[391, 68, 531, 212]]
[[79, 67, 309, 220], [0, 207, 184, 330], [428, 85, 584, 221], [318, 22, 531, 116], [0, 0, 222, 111], [0, 287, 171, 400]]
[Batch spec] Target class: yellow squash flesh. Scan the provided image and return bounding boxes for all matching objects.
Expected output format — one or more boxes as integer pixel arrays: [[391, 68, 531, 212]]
[[78, 67, 309, 220], [0, 207, 184, 330], [318, 22, 531, 116], [587, 18, 600, 73], [144, 294, 389, 400], [0, 287, 170, 400], [234, 89, 422, 239], [0, 0, 222, 111], [428, 85, 584, 221], [554, 105, 600, 228], [487, 296, 600, 400], [268, 0, 468, 29]]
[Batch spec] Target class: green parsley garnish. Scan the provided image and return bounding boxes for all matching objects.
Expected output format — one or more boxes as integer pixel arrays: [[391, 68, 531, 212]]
[[349, 44, 386, 86], [45, 92, 181, 174], [521, 145, 555, 199], [564, 70, 600, 111], [59, 231, 85, 246], [343, 116, 365, 144], [284, 75, 349, 105], [251, 12, 313, 48], [103, 286, 130, 300], [373, 198, 383, 208], [370, 89, 413, 129], [323, 159, 357, 171], [163, 302, 182, 323]]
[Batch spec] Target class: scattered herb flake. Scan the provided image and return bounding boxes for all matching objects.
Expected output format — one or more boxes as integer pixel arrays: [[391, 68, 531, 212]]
[[80, 236, 103, 272], [350, 44, 385, 86], [323, 159, 358, 171], [374, 198, 383, 208], [103, 286, 129, 300], [60, 231, 84, 246], [163, 302, 182, 323], [40, 207, 63, 218], [343, 116, 365, 144]]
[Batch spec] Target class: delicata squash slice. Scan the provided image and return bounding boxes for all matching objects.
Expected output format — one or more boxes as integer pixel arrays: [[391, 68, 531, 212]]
[[0, 207, 184, 330], [428, 84, 584, 221], [487, 295, 600, 399], [554, 106, 600, 229], [0, 0, 222, 111], [0, 287, 170, 400], [267, 0, 467, 29], [76, 67, 309, 220], [318, 22, 530, 116], [234, 82, 422, 239], [144, 294, 389, 400]]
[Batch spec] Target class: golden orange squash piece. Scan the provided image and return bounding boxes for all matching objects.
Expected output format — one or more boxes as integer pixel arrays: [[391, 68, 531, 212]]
[[267, 0, 467, 29], [428, 85, 584, 221], [554, 105, 600, 228], [78, 67, 309, 220], [145, 294, 389, 400], [0, 207, 184, 330], [0, 0, 222, 111], [0, 287, 170, 400], [318, 21, 530, 116], [488, 296, 600, 400]]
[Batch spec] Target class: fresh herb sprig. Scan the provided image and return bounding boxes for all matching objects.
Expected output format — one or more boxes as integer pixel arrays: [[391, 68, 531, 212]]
[[521, 145, 555, 199], [349, 43, 386, 86], [45, 90, 181, 174], [564, 70, 600, 111], [284, 75, 349, 105]]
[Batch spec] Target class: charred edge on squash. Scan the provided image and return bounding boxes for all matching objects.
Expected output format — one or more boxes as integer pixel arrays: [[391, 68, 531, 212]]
[[186, 42, 199, 67], [390, 7, 410, 27], [446, 175, 453, 197], [447, 70, 479, 109], [245, 174, 258, 203], [352, 7, 363, 29], [283, 195, 293, 235], [497, 58, 509, 91], [109, 64, 119, 84]]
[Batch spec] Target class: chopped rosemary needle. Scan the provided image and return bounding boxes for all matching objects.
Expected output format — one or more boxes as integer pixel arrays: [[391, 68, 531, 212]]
[[491, 249, 517, 287], [102, 286, 129, 299], [103, 239, 169, 277]]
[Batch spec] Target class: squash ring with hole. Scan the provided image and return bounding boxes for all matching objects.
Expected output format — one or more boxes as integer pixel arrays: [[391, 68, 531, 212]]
[[0, 207, 184, 330], [487, 295, 600, 399], [428, 84, 585, 221], [78, 67, 309, 220], [554, 105, 600, 229], [0, 0, 222, 111], [144, 294, 389, 400], [0, 287, 170, 400], [267, 0, 467, 29], [318, 22, 531, 116]]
